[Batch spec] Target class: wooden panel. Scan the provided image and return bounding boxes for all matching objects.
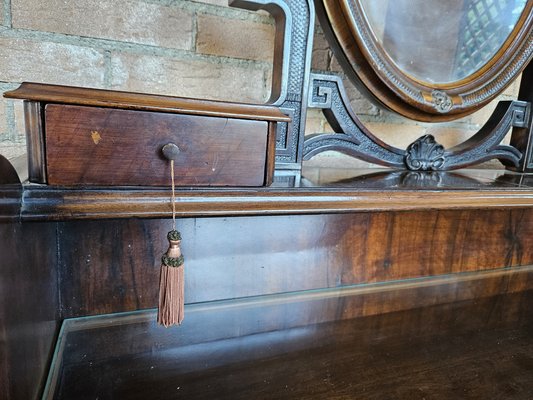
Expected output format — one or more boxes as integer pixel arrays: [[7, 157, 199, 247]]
[[45, 104, 272, 186], [58, 208, 533, 318], [0, 221, 59, 400]]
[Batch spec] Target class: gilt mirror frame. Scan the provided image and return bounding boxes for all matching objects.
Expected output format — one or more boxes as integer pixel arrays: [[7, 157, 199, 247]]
[[317, 0, 533, 122]]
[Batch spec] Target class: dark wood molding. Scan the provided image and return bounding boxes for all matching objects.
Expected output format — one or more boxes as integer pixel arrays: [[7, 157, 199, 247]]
[[17, 183, 533, 221], [23, 101, 47, 184], [5, 83, 290, 122], [0, 185, 21, 222]]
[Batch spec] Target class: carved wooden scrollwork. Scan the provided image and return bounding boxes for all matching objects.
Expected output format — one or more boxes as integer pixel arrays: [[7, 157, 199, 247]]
[[303, 73, 530, 171]]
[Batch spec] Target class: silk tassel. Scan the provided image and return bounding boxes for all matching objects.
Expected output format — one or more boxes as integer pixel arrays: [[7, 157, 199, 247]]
[[157, 230, 184, 327], [157, 158, 185, 327]]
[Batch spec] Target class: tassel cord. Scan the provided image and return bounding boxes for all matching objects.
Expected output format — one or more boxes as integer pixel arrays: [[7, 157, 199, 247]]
[[171, 159, 176, 231]]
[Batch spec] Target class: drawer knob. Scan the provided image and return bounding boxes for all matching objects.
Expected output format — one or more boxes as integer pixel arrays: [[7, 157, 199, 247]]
[[162, 143, 181, 161]]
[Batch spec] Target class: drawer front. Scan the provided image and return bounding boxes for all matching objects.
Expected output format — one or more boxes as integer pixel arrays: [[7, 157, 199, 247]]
[[45, 104, 273, 186]]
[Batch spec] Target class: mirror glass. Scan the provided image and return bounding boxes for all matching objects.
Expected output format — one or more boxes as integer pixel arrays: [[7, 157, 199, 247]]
[[360, 0, 528, 84]]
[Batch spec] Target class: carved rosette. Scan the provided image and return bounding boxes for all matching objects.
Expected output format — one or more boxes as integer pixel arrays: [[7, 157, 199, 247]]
[[405, 135, 446, 171], [431, 91, 453, 113]]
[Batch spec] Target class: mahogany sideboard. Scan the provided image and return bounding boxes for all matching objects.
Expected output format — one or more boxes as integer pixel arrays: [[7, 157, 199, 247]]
[[1, 161, 533, 399], [1, 0, 533, 397]]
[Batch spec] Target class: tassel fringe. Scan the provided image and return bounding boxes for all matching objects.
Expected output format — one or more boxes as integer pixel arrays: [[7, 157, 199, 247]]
[[158, 263, 184, 327]]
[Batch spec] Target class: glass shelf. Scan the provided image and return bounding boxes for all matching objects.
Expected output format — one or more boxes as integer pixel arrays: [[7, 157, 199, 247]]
[[43, 268, 533, 400]]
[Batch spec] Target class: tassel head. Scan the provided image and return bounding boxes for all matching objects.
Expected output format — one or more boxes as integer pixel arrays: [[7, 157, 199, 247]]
[[162, 230, 183, 266]]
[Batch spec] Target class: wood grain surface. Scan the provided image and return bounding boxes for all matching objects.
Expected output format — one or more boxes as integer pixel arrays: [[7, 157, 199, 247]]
[[45, 104, 273, 186], [18, 185, 533, 221], [57, 208, 533, 318], [0, 221, 59, 400]]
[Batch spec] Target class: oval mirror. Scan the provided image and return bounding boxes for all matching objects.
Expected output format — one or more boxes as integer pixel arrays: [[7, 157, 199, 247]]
[[317, 0, 533, 121]]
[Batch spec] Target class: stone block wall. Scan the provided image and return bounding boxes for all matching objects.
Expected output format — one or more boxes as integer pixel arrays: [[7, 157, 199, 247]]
[[0, 0, 521, 169]]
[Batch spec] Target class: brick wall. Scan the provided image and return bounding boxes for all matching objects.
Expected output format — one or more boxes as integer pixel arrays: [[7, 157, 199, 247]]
[[0, 0, 521, 168], [0, 0, 275, 161]]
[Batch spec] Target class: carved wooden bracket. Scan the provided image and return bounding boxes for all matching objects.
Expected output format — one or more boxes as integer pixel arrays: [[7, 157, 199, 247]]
[[231, 0, 315, 167], [303, 73, 530, 171]]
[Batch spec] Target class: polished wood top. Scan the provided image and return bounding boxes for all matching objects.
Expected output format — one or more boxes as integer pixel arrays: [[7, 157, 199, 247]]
[[6, 168, 532, 221], [4, 83, 291, 122]]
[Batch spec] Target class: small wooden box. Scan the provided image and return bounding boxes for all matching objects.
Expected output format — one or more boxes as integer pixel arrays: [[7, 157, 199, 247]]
[[5, 83, 289, 187]]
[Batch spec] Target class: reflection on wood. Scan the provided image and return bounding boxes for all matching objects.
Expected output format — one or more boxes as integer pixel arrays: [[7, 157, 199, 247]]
[[57, 208, 533, 318], [46, 284, 532, 399]]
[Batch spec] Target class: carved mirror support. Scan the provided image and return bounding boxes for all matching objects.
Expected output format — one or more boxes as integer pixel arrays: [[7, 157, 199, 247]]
[[303, 73, 531, 171], [231, 0, 533, 172]]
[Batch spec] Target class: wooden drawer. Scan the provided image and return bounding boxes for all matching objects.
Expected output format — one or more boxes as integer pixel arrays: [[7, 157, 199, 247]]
[[5, 83, 289, 187], [45, 104, 273, 186]]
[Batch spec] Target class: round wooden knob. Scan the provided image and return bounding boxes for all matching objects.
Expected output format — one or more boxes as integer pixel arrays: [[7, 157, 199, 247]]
[[162, 143, 181, 161]]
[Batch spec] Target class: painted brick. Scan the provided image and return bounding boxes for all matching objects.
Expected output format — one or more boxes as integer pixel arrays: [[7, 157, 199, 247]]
[[466, 99, 501, 128], [111, 53, 269, 103], [191, 0, 228, 6], [0, 144, 26, 161], [0, 99, 27, 163], [343, 81, 380, 116], [196, 14, 274, 62], [424, 125, 478, 149], [12, 0, 193, 50], [0, 38, 105, 87], [0, 100, 7, 138], [329, 52, 344, 73], [305, 109, 326, 135], [364, 122, 426, 149], [311, 28, 331, 71], [503, 76, 521, 97], [306, 152, 375, 170], [14, 101, 26, 141]]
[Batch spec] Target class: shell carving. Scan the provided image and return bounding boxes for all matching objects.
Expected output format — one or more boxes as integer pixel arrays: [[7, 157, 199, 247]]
[[405, 135, 446, 171]]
